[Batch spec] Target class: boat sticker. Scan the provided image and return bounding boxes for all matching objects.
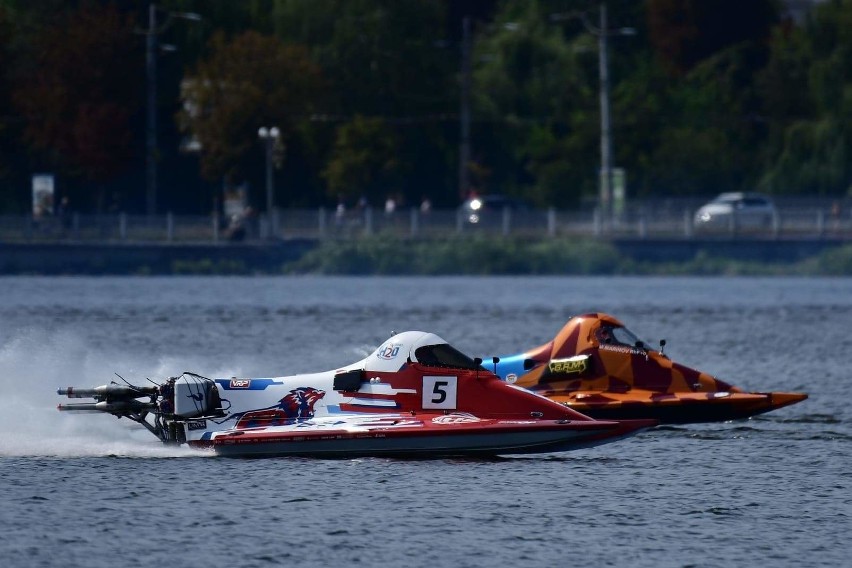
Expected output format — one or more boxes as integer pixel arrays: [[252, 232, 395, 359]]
[[505, 373, 518, 384], [347, 397, 399, 408], [599, 344, 645, 356], [377, 342, 402, 360], [432, 413, 480, 424], [216, 378, 280, 391], [361, 382, 417, 395], [231, 387, 326, 429], [422, 376, 458, 410], [187, 419, 207, 431], [548, 355, 590, 375]]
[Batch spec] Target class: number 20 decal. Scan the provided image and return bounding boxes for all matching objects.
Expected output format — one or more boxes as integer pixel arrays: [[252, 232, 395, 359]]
[[422, 376, 458, 410]]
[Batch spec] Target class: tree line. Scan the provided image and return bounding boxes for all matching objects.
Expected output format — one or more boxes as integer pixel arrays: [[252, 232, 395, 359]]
[[0, 0, 850, 215]]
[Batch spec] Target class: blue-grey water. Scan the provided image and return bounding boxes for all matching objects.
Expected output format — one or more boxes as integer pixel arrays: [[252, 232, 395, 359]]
[[0, 276, 850, 568]]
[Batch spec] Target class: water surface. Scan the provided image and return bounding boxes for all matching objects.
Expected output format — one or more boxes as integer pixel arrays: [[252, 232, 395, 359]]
[[1, 276, 849, 567]]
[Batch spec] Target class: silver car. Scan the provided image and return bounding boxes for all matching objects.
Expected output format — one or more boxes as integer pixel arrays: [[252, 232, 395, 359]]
[[694, 192, 776, 230]]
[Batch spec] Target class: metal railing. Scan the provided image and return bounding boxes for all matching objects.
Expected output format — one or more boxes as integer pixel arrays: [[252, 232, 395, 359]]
[[2, 203, 851, 244]]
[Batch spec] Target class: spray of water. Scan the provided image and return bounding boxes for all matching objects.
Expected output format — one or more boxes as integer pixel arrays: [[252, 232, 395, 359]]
[[0, 328, 237, 458]]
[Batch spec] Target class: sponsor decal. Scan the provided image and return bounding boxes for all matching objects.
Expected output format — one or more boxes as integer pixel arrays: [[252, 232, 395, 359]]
[[187, 419, 207, 431], [230, 379, 251, 389], [432, 412, 480, 424], [505, 373, 518, 384], [548, 355, 590, 375], [599, 344, 644, 356], [376, 342, 402, 360], [233, 387, 326, 429]]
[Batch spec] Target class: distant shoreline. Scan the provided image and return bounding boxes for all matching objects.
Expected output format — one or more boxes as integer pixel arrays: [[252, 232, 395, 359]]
[[1, 238, 850, 276]]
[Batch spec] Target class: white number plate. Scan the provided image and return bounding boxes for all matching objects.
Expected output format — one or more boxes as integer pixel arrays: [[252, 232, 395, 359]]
[[422, 376, 458, 410]]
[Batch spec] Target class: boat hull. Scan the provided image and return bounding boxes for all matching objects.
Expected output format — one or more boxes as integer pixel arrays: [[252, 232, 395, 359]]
[[197, 417, 656, 458], [551, 391, 809, 424]]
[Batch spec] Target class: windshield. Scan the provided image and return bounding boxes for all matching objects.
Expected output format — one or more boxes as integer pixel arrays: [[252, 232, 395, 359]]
[[414, 344, 484, 370], [597, 325, 649, 348], [613, 326, 646, 347]]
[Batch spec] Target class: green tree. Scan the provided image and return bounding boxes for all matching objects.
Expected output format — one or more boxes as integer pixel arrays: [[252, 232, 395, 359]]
[[268, 0, 460, 206], [321, 115, 399, 204], [178, 30, 325, 198], [471, 0, 653, 207], [631, 0, 781, 197], [646, 0, 778, 75], [0, 5, 16, 189], [11, 2, 142, 209], [472, 1, 597, 207], [758, 1, 852, 196]]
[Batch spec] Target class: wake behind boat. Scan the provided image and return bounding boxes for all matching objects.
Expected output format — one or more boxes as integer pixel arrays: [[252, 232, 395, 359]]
[[57, 331, 655, 458]]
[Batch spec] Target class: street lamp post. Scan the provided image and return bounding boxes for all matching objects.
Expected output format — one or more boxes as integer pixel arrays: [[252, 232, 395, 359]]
[[258, 126, 281, 215], [143, 4, 201, 217]]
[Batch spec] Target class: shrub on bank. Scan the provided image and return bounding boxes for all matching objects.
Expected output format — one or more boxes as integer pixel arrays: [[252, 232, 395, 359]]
[[286, 237, 625, 275], [803, 244, 852, 275], [283, 237, 852, 276]]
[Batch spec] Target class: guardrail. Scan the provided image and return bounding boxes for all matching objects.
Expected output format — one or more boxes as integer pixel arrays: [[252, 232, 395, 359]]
[[1, 205, 851, 244]]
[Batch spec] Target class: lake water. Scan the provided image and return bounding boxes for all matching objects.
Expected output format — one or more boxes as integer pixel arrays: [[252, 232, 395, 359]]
[[0, 276, 850, 567]]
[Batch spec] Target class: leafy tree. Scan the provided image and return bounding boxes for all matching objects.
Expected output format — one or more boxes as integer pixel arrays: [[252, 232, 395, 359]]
[[758, 1, 852, 196], [268, 0, 461, 207], [178, 30, 325, 199], [631, 0, 780, 197], [0, 5, 16, 186], [321, 115, 399, 204], [271, 0, 453, 116], [643, 44, 769, 196], [11, 2, 142, 209], [471, 0, 649, 207], [646, 0, 778, 75], [472, 1, 597, 207]]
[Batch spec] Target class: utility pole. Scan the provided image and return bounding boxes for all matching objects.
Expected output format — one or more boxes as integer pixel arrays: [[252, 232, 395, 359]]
[[143, 4, 201, 217], [145, 4, 158, 217], [551, 3, 633, 227], [598, 2, 613, 225], [458, 16, 472, 202]]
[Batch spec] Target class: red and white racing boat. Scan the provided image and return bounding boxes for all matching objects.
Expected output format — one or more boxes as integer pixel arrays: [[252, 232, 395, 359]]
[[58, 331, 655, 458]]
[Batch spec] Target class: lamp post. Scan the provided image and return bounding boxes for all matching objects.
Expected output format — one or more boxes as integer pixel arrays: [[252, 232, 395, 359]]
[[258, 126, 281, 215], [552, 3, 634, 226], [143, 4, 201, 217]]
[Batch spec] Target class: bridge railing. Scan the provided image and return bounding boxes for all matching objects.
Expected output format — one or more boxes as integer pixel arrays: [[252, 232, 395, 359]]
[[1, 203, 850, 244]]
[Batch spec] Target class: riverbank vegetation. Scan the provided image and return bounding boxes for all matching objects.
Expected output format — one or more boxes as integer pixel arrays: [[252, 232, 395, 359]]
[[281, 239, 852, 276]]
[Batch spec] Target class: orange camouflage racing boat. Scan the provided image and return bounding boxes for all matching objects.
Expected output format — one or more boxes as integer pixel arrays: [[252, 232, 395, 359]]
[[485, 313, 807, 424]]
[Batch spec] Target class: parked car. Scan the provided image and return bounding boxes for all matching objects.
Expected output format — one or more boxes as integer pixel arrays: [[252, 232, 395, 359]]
[[693, 192, 777, 230], [460, 194, 528, 225]]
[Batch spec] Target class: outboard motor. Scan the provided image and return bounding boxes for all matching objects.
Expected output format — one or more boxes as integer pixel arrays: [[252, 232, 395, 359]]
[[58, 372, 223, 444]]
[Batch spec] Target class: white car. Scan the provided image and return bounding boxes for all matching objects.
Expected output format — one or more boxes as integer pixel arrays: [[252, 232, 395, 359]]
[[694, 192, 776, 230]]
